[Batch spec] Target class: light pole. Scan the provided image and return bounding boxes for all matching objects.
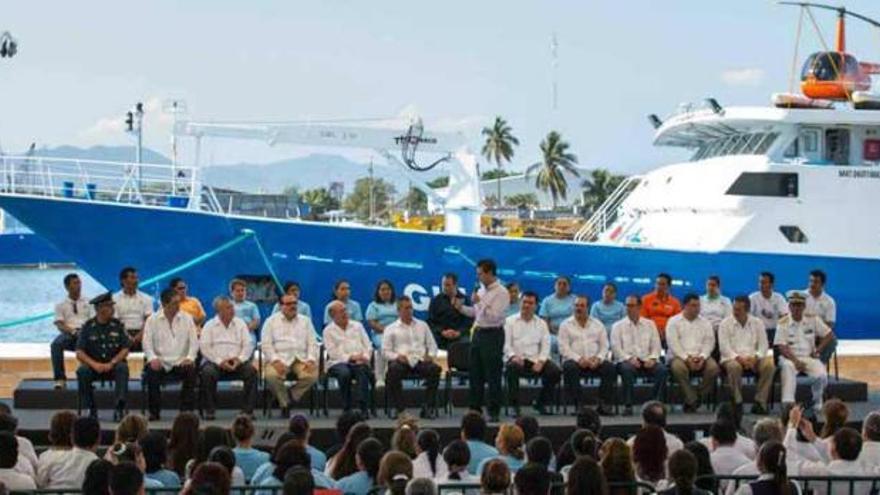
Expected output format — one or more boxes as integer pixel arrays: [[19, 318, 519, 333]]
[[163, 99, 188, 194], [125, 102, 144, 192]]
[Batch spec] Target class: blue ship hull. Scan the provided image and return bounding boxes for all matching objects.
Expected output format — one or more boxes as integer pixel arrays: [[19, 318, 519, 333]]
[[0, 195, 876, 339], [0, 231, 71, 267]]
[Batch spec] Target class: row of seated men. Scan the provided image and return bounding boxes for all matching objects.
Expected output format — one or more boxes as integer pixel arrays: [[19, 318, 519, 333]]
[[57, 270, 835, 422]]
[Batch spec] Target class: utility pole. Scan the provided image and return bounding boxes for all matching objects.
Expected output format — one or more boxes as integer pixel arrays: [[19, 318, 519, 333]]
[[125, 102, 144, 192], [368, 159, 375, 223]]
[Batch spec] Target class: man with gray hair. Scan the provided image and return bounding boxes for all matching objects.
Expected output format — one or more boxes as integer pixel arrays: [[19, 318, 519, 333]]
[[858, 411, 880, 471], [405, 478, 438, 495], [199, 295, 257, 419]]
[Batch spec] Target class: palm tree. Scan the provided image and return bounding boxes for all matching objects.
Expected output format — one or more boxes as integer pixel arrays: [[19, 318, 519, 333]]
[[526, 131, 579, 209], [581, 168, 625, 212], [481, 117, 519, 206]]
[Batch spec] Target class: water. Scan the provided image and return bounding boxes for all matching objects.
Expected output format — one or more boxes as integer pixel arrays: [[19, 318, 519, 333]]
[[0, 267, 107, 343]]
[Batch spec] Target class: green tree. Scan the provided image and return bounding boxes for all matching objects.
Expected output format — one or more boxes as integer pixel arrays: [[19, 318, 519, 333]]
[[505, 192, 539, 208], [301, 187, 340, 216], [581, 168, 626, 212], [343, 177, 396, 221], [481, 116, 519, 204], [525, 131, 579, 209], [426, 176, 449, 188], [480, 169, 518, 181], [404, 187, 428, 212]]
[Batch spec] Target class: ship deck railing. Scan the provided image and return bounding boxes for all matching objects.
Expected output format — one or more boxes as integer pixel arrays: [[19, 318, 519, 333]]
[[573, 175, 642, 242], [0, 155, 221, 212]]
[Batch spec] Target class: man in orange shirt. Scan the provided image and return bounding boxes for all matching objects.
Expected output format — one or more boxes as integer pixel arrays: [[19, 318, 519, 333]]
[[641, 273, 681, 341]]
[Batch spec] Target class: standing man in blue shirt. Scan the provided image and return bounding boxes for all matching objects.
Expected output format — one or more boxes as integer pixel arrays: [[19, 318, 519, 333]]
[[230, 279, 261, 345], [590, 283, 626, 335]]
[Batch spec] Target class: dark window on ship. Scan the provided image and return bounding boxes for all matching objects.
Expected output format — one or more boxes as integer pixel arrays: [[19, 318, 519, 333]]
[[824, 128, 850, 165], [726, 172, 798, 197], [779, 225, 808, 243]]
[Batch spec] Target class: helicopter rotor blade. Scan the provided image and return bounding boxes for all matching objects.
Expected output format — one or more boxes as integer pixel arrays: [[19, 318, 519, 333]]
[[778, 2, 880, 29]]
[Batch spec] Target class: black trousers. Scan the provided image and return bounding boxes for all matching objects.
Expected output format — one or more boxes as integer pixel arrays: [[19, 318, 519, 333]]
[[77, 363, 129, 412], [505, 359, 561, 408], [143, 363, 197, 416], [386, 360, 441, 410], [468, 327, 505, 415], [199, 361, 258, 414], [328, 363, 373, 412], [562, 359, 616, 407]]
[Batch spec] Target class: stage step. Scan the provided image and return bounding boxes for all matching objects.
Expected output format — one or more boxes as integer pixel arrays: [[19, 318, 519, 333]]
[[12, 376, 868, 411]]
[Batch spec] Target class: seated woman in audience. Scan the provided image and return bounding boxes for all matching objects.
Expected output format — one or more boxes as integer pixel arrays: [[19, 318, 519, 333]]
[[208, 447, 237, 480], [251, 432, 297, 486], [327, 422, 373, 480], [365, 279, 398, 386], [560, 430, 599, 480], [284, 466, 315, 495], [599, 438, 636, 495], [818, 399, 848, 462], [187, 426, 245, 486], [182, 461, 231, 495], [659, 449, 711, 495], [441, 440, 478, 484], [633, 425, 669, 490], [479, 459, 510, 495], [232, 414, 270, 482], [567, 457, 608, 495], [289, 414, 327, 472], [337, 438, 383, 495], [113, 414, 149, 445], [413, 429, 448, 479], [477, 423, 525, 475], [36, 411, 77, 487], [525, 437, 563, 495], [106, 442, 162, 489], [734, 441, 798, 495], [406, 478, 438, 495], [323, 279, 364, 326], [257, 441, 311, 494], [683, 441, 716, 494], [393, 423, 419, 460], [378, 451, 414, 495], [140, 432, 181, 488], [168, 412, 200, 478], [0, 431, 36, 490], [82, 459, 113, 495]]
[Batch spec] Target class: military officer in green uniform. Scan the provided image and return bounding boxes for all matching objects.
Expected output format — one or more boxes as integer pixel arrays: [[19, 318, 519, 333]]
[[76, 292, 131, 420]]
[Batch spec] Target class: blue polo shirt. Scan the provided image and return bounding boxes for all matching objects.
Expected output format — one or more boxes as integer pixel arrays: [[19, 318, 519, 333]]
[[233, 300, 261, 326], [146, 469, 180, 488], [590, 299, 626, 333], [539, 294, 576, 330], [233, 447, 270, 482], [466, 440, 499, 475], [307, 444, 327, 472], [336, 470, 374, 495], [323, 299, 364, 325]]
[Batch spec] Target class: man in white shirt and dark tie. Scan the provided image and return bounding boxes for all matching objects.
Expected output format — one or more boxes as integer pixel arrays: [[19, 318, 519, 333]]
[[262, 294, 319, 417], [324, 300, 374, 416], [455, 258, 509, 422], [51, 273, 93, 389], [611, 295, 668, 416], [718, 296, 775, 416], [382, 295, 441, 420], [199, 296, 257, 420], [503, 291, 560, 417], [559, 295, 615, 415], [142, 288, 199, 421], [667, 293, 719, 413]]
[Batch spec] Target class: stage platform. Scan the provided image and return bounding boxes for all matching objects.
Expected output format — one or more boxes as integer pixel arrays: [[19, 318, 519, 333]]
[[7, 376, 875, 453]]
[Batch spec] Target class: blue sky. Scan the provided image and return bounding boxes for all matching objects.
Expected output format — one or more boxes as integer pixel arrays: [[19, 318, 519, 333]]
[[3, 0, 880, 174]]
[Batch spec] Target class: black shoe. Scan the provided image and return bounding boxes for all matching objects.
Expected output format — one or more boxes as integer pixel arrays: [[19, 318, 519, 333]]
[[510, 406, 521, 418], [751, 403, 769, 415], [597, 405, 615, 416], [623, 405, 634, 416], [113, 409, 124, 422], [420, 408, 436, 420], [683, 403, 698, 413], [281, 406, 290, 418], [148, 412, 160, 422], [88, 409, 98, 420]]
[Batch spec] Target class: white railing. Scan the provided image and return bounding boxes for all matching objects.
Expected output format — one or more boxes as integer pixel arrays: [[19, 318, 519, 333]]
[[0, 155, 217, 212], [573, 175, 642, 242]]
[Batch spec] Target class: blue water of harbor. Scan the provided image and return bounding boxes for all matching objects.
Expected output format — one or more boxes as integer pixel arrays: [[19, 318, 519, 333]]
[[0, 268, 106, 343]]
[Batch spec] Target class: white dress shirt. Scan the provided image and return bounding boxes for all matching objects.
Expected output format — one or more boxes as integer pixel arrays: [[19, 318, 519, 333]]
[[700, 294, 732, 330], [53, 296, 92, 332], [611, 317, 662, 362], [142, 310, 199, 370], [794, 457, 871, 495], [718, 315, 769, 363], [699, 434, 756, 461], [460, 281, 509, 328], [749, 291, 788, 329], [323, 320, 372, 368], [774, 315, 831, 358], [382, 317, 438, 367], [858, 441, 880, 474], [36, 447, 98, 489], [200, 315, 253, 365], [711, 445, 753, 475], [558, 315, 608, 362], [666, 313, 715, 360], [113, 290, 154, 331], [261, 312, 319, 366], [0, 468, 36, 491], [805, 290, 837, 326], [16, 436, 37, 476], [503, 313, 551, 362]]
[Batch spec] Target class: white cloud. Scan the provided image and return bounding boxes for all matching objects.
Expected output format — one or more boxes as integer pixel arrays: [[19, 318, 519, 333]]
[[76, 96, 177, 147], [720, 68, 765, 87]]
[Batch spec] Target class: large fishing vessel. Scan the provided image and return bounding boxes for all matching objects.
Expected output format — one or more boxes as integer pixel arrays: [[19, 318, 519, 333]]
[[1, 3, 879, 338]]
